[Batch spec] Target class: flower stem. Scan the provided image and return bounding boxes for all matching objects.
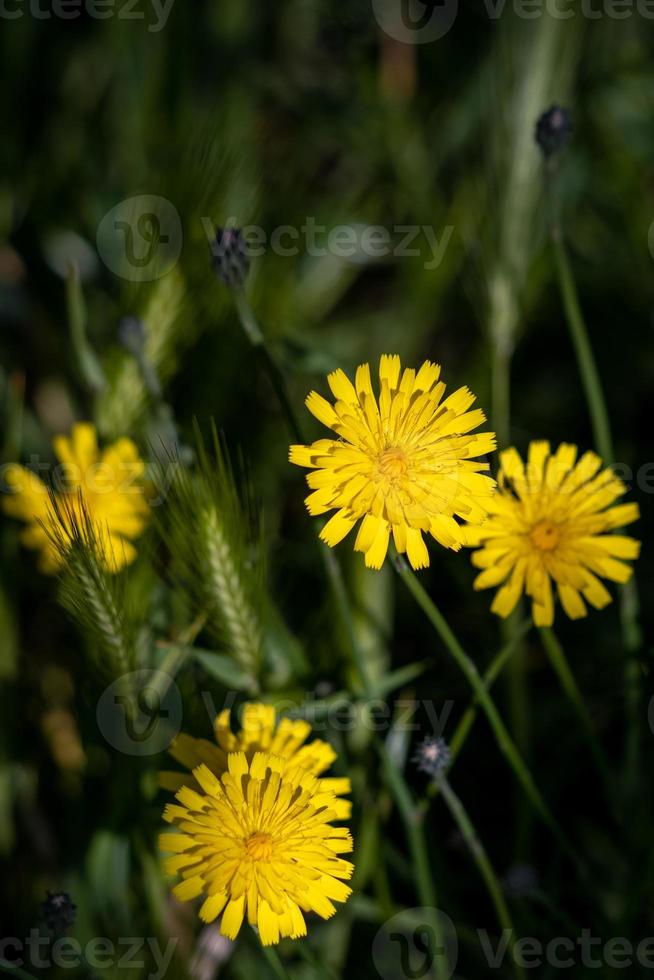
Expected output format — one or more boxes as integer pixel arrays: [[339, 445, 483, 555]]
[[551, 234, 613, 464], [538, 627, 614, 797], [230, 288, 372, 695], [0, 961, 39, 980], [296, 939, 339, 980], [550, 228, 642, 797], [233, 290, 303, 443], [260, 944, 293, 980], [448, 619, 531, 763], [438, 778, 526, 980], [392, 553, 581, 871], [379, 744, 450, 980]]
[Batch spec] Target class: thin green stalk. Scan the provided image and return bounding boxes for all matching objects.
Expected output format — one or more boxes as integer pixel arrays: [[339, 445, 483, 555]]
[[423, 622, 529, 817], [66, 261, 106, 393], [449, 619, 531, 763], [260, 944, 293, 980], [551, 234, 613, 464], [230, 288, 373, 696], [322, 545, 373, 697], [539, 627, 613, 795], [438, 778, 525, 980], [491, 342, 511, 453], [621, 582, 643, 800], [489, 270, 531, 859], [379, 744, 449, 980], [550, 222, 641, 798], [393, 553, 581, 871], [234, 290, 303, 443], [151, 613, 208, 703], [0, 962, 39, 980], [296, 941, 338, 980]]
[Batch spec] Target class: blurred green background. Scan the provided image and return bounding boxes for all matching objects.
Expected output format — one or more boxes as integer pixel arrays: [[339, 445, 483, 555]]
[[1, 2, 654, 978]]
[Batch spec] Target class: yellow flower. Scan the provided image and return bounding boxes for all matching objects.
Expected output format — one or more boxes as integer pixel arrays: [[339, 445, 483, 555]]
[[2, 422, 149, 573], [159, 749, 354, 945], [466, 441, 640, 626], [289, 354, 496, 570], [160, 703, 351, 817]]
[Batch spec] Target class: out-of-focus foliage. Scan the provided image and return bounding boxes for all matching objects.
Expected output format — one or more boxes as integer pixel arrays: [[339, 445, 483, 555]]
[[2, 3, 654, 979]]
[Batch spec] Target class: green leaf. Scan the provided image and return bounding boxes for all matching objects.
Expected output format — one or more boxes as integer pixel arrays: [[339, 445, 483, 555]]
[[186, 646, 257, 692], [372, 660, 431, 699], [66, 263, 106, 393], [86, 831, 131, 931]]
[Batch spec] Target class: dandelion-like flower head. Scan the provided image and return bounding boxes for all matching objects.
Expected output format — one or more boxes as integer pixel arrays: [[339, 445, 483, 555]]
[[2, 422, 149, 573], [160, 708, 354, 946], [290, 355, 496, 570], [467, 441, 640, 626], [160, 703, 351, 815]]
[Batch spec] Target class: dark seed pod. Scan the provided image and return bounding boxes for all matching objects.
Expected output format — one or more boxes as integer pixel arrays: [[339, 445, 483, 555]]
[[535, 105, 572, 159], [40, 891, 77, 935], [211, 227, 250, 290]]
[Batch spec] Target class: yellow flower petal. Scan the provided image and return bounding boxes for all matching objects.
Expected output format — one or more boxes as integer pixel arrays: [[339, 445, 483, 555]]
[[468, 441, 639, 626], [290, 356, 496, 569]]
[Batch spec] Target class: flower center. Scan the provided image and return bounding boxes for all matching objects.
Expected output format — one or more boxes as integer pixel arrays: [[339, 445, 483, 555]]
[[529, 520, 560, 552], [377, 447, 408, 485], [245, 831, 273, 861]]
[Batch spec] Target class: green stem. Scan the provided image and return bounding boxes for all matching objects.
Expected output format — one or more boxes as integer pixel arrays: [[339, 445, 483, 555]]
[[551, 234, 613, 464], [0, 963, 39, 980], [379, 744, 449, 980], [65, 261, 106, 393], [449, 619, 531, 763], [260, 944, 293, 980], [438, 778, 525, 980], [234, 290, 303, 443], [231, 289, 372, 696], [151, 613, 209, 701], [491, 341, 511, 452], [296, 941, 338, 980], [550, 222, 642, 803], [393, 553, 581, 871], [489, 273, 531, 859], [322, 545, 373, 697], [538, 627, 613, 795]]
